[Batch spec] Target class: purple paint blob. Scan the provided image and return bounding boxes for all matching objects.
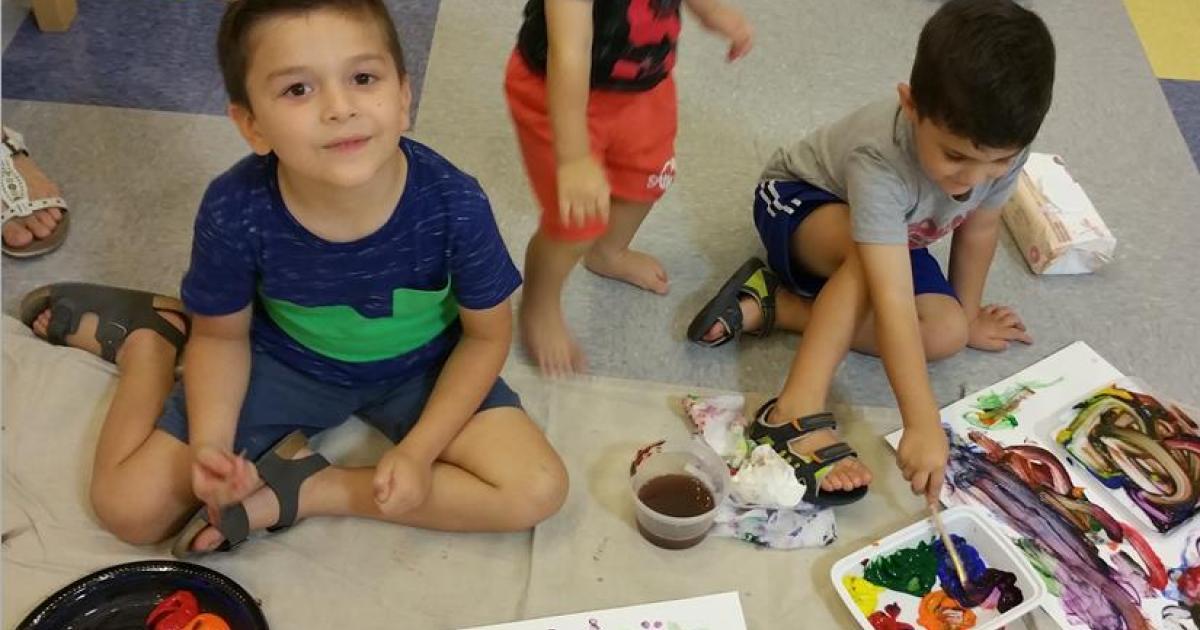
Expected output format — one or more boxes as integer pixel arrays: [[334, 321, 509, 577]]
[[930, 534, 1024, 612]]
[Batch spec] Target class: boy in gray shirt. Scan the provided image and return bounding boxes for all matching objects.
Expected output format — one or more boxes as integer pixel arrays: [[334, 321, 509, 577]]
[[688, 0, 1054, 507]]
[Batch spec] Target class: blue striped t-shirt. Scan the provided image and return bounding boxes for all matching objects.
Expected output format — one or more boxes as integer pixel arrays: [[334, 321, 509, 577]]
[[181, 138, 522, 386]]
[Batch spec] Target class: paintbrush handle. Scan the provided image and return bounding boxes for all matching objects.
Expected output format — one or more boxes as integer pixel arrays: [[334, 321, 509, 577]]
[[931, 506, 970, 587]]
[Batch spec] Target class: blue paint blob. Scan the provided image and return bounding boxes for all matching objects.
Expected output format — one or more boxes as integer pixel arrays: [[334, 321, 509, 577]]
[[930, 534, 1024, 612]]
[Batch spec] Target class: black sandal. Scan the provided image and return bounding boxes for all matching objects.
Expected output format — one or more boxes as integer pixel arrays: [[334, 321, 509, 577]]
[[746, 398, 869, 507], [19, 282, 190, 363], [687, 257, 780, 347], [172, 431, 330, 558]]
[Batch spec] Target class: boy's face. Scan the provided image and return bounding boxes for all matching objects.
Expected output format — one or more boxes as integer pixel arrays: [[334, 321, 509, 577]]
[[229, 9, 411, 189], [898, 84, 1021, 199]]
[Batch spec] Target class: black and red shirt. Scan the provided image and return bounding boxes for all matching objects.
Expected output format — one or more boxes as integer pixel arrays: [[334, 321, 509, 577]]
[[517, 0, 682, 91]]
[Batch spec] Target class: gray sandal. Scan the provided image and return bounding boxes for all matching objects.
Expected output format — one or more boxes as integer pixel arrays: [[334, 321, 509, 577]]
[[172, 431, 330, 558], [19, 282, 189, 362], [687, 257, 780, 347]]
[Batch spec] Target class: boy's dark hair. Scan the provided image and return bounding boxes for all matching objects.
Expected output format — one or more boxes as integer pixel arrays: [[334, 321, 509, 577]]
[[218, 0, 407, 108], [910, 0, 1055, 148]]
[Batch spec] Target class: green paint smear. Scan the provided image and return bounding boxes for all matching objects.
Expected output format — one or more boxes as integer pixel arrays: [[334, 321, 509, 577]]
[[963, 378, 1064, 430], [1016, 537, 1063, 597], [863, 540, 938, 597]]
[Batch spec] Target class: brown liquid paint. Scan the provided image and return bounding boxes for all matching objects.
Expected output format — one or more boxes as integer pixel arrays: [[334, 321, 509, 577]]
[[636, 474, 715, 549]]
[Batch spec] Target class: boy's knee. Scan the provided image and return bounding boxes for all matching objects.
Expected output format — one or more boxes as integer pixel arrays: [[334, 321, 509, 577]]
[[922, 307, 969, 360], [90, 478, 176, 546], [507, 455, 569, 528]]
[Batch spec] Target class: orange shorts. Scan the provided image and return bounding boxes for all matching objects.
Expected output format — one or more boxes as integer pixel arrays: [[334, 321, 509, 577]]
[[504, 50, 678, 241]]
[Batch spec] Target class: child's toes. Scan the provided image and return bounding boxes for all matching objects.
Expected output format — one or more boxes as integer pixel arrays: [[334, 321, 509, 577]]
[[33, 310, 51, 336], [191, 526, 225, 552], [822, 469, 848, 492]]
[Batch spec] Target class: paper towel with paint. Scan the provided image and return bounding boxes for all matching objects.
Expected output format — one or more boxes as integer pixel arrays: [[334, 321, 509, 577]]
[[1002, 152, 1115, 275], [682, 394, 836, 549]]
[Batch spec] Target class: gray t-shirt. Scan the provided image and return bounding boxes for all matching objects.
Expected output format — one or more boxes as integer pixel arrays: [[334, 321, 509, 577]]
[[761, 97, 1026, 249]]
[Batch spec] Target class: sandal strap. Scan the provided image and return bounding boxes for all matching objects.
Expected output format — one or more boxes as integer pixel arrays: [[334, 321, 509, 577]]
[[812, 442, 856, 463], [210, 503, 251, 551], [740, 267, 780, 338], [2, 127, 28, 155], [706, 310, 742, 348], [751, 398, 837, 446], [45, 301, 80, 347], [36, 284, 190, 362], [259, 449, 330, 532], [1, 147, 68, 222]]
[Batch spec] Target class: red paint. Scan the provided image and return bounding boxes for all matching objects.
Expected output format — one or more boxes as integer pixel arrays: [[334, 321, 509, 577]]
[[146, 590, 200, 630], [867, 602, 915, 630], [1120, 522, 1168, 591], [1177, 567, 1200, 604]]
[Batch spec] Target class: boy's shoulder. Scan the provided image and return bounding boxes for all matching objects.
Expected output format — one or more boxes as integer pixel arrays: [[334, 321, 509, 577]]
[[403, 138, 483, 194], [832, 98, 912, 160], [401, 139, 495, 222], [198, 153, 273, 221]]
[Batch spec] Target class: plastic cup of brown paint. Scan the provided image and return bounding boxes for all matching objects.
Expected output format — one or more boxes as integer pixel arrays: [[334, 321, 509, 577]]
[[629, 438, 731, 549]]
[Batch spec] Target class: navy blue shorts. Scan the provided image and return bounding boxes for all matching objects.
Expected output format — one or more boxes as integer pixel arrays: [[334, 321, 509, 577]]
[[752, 179, 957, 299], [156, 348, 522, 460]]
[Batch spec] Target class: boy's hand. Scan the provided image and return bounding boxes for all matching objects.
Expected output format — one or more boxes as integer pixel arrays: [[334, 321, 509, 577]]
[[191, 445, 259, 524], [897, 424, 949, 504], [373, 446, 432, 515], [968, 304, 1033, 352], [557, 156, 610, 229], [699, 5, 753, 61]]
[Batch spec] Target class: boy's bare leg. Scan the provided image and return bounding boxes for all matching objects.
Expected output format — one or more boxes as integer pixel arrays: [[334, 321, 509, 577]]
[[28, 309, 197, 544], [583, 198, 669, 294], [708, 288, 965, 360], [849, 295, 968, 360], [701, 203, 968, 359], [772, 234, 874, 492], [189, 406, 568, 551], [520, 229, 591, 376], [741, 204, 872, 492]]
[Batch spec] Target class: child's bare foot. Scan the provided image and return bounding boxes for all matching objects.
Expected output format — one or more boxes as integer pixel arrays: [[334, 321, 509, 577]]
[[701, 295, 762, 342], [765, 406, 872, 494], [584, 247, 669, 295], [520, 299, 586, 377], [2, 151, 67, 250], [29, 307, 187, 365]]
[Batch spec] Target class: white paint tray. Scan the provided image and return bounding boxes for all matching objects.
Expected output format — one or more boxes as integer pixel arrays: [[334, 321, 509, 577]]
[[830, 506, 1047, 630]]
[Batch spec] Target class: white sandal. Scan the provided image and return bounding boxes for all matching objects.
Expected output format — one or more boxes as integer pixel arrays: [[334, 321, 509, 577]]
[[2, 126, 70, 258]]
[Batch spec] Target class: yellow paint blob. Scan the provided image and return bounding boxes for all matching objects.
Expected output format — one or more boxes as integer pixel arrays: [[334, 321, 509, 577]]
[[843, 575, 886, 616]]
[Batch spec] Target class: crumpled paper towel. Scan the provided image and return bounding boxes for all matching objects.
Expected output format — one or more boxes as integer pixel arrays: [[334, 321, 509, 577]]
[[682, 394, 836, 548]]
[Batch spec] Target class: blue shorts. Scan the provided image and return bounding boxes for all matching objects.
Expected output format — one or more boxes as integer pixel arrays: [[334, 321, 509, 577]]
[[752, 179, 957, 299], [156, 348, 522, 460]]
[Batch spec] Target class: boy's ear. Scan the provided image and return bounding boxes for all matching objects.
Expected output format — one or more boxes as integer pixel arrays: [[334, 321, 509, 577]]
[[897, 83, 918, 124], [397, 74, 413, 134], [228, 103, 273, 156]]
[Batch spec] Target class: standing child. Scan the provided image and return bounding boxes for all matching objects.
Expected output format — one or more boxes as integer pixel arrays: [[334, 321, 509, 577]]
[[688, 0, 1054, 507], [507, 0, 753, 375]]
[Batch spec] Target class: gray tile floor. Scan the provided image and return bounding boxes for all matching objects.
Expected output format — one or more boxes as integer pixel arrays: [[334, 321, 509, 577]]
[[4, 0, 1199, 411]]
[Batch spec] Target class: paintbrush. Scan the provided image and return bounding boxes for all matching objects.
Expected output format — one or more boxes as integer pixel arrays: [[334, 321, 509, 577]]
[[930, 503, 971, 590]]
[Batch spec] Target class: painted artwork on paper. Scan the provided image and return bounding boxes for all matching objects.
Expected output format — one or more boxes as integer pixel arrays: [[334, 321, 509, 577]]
[[945, 430, 1163, 629], [1053, 382, 1200, 534], [963, 379, 1062, 431], [887, 343, 1200, 629]]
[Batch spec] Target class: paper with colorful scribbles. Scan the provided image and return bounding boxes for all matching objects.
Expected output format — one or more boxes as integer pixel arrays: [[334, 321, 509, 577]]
[[889, 341, 1200, 629], [458, 592, 746, 630]]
